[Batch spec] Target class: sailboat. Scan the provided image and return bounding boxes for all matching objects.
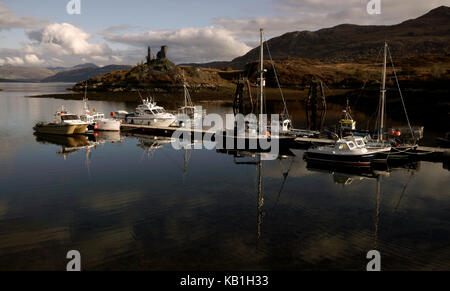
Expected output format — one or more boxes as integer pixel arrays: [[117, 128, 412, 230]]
[[363, 42, 421, 154], [177, 71, 206, 126], [221, 29, 296, 148]]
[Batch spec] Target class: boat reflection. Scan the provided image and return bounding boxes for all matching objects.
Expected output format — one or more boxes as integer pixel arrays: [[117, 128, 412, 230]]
[[306, 159, 420, 249], [34, 132, 97, 159], [133, 134, 175, 156], [34, 131, 126, 160], [92, 131, 123, 143], [217, 149, 294, 246]]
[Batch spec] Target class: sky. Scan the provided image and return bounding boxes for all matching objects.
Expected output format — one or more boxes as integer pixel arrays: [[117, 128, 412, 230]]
[[0, 0, 448, 67]]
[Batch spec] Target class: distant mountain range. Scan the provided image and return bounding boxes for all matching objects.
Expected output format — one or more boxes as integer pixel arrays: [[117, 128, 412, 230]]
[[40, 64, 131, 82], [0, 63, 131, 82], [0, 65, 55, 81]]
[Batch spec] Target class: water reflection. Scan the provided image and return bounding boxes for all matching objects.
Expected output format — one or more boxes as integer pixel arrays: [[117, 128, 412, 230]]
[[0, 83, 449, 270]]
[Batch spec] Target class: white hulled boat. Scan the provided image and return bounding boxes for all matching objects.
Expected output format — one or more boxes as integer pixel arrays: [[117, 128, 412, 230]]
[[304, 136, 390, 168], [79, 84, 121, 131], [120, 93, 176, 127]]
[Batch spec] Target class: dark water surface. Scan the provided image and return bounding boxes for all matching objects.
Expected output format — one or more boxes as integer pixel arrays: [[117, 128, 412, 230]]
[[0, 83, 449, 270]]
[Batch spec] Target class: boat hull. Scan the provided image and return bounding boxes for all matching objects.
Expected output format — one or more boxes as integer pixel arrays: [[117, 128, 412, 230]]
[[125, 116, 176, 127], [217, 132, 296, 151], [73, 124, 88, 134], [304, 152, 376, 167], [33, 124, 77, 135], [96, 119, 121, 131]]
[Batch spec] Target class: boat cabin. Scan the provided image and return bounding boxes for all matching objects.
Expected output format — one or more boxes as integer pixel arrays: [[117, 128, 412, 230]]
[[336, 137, 366, 151]]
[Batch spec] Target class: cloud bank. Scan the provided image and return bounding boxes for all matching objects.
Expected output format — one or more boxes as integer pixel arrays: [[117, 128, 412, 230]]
[[0, 1, 449, 67]]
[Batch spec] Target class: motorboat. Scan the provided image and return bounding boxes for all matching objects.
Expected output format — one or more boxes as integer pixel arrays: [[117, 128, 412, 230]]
[[304, 136, 391, 167], [120, 96, 177, 127], [79, 85, 121, 131], [33, 122, 77, 135], [54, 106, 88, 134], [33, 106, 88, 135], [80, 110, 121, 131], [338, 99, 356, 136]]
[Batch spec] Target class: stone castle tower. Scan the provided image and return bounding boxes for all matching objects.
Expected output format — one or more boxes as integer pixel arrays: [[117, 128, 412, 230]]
[[146, 45, 168, 65]]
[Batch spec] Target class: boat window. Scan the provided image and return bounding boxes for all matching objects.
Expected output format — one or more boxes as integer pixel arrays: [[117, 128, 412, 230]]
[[356, 139, 365, 146], [347, 142, 356, 149], [144, 110, 154, 114], [338, 143, 349, 150], [61, 115, 79, 121]]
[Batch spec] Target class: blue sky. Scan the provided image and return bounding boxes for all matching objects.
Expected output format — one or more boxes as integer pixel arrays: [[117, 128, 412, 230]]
[[0, 0, 448, 66]]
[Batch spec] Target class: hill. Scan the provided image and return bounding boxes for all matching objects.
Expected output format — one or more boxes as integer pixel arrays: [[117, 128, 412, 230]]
[[0, 65, 55, 81], [41, 64, 131, 82], [70, 58, 233, 93], [229, 6, 450, 68]]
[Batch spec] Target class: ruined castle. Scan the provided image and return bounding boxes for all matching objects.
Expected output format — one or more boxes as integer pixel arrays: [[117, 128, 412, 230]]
[[146, 45, 168, 64]]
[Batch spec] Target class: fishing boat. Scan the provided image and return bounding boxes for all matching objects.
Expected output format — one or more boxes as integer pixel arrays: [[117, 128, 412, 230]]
[[33, 122, 78, 135], [54, 106, 89, 134], [79, 84, 121, 131], [119, 91, 177, 127], [304, 136, 390, 167], [34, 106, 88, 135], [338, 99, 356, 136]]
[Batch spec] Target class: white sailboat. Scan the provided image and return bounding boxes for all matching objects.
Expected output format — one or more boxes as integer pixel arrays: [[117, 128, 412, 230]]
[[222, 29, 295, 147], [177, 71, 205, 125]]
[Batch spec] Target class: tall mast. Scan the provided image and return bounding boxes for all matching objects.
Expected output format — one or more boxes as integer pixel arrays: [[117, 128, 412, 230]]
[[259, 28, 264, 118], [83, 81, 88, 111], [182, 70, 187, 107], [379, 41, 387, 142]]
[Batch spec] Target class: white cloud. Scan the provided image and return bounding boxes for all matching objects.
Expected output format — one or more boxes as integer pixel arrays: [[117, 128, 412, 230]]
[[27, 23, 109, 56], [24, 54, 43, 65], [103, 27, 252, 63], [5, 57, 24, 65], [0, 3, 48, 30], [0, 58, 4, 65]]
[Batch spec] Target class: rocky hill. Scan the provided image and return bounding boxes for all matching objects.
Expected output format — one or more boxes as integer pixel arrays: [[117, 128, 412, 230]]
[[71, 58, 234, 93], [69, 6, 450, 96], [229, 6, 450, 68]]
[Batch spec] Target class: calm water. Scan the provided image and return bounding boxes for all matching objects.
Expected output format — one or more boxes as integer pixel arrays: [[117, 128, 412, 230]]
[[0, 83, 449, 271]]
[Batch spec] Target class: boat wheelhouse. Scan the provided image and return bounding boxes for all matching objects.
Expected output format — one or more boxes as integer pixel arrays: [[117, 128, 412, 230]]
[[124, 97, 177, 127], [304, 136, 391, 167]]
